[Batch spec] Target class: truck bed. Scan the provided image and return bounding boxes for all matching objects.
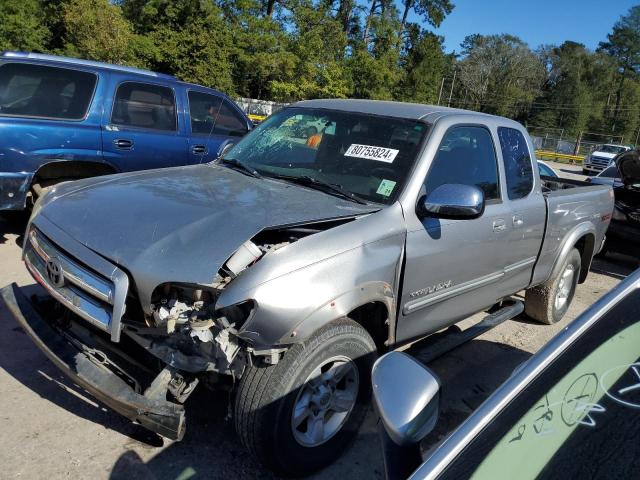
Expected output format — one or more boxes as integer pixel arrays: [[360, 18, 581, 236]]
[[531, 175, 614, 286]]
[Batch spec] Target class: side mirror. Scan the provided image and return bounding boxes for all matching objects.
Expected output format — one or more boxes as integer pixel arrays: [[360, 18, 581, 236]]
[[417, 183, 485, 220], [372, 351, 441, 446]]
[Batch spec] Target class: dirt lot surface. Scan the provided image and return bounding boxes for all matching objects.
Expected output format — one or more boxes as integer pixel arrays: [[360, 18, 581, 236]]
[[0, 162, 637, 480]]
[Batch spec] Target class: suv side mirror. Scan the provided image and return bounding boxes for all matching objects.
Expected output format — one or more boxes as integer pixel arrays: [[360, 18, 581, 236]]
[[372, 351, 441, 446], [417, 184, 485, 220]]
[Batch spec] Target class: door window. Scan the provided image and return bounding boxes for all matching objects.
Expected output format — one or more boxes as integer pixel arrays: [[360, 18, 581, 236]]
[[111, 82, 176, 131], [498, 127, 534, 199], [436, 289, 640, 480], [424, 126, 500, 201], [212, 100, 248, 137], [0, 62, 96, 120], [187, 91, 222, 135]]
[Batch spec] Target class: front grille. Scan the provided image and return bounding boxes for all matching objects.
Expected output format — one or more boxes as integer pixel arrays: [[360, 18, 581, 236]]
[[24, 226, 129, 342], [589, 155, 611, 169]]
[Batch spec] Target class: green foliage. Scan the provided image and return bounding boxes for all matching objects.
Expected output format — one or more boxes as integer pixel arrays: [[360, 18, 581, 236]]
[[0, 0, 51, 52], [0, 1, 639, 143]]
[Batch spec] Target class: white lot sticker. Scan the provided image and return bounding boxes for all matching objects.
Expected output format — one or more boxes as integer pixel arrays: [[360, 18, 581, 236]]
[[376, 179, 397, 197], [344, 144, 399, 163]]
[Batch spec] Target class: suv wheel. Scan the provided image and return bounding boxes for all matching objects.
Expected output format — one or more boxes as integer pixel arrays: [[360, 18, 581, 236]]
[[234, 318, 377, 476], [525, 248, 581, 325]]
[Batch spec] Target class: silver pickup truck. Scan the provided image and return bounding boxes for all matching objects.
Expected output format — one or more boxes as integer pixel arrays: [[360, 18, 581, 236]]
[[1, 100, 613, 476]]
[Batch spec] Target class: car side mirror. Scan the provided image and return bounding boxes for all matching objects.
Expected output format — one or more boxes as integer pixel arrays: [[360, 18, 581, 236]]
[[417, 184, 485, 220], [372, 351, 441, 446]]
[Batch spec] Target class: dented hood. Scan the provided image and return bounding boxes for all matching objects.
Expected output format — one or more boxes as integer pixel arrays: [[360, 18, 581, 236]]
[[38, 164, 378, 307]]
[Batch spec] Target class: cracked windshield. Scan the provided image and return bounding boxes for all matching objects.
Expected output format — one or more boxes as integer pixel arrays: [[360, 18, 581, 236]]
[[222, 107, 428, 204]]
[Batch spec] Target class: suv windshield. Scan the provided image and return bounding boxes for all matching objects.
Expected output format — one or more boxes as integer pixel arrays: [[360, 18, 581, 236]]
[[221, 107, 429, 204], [598, 145, 627, 154]]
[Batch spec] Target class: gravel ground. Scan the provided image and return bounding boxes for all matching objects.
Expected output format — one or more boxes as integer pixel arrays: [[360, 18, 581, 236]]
[[0, 161, 637, 480]]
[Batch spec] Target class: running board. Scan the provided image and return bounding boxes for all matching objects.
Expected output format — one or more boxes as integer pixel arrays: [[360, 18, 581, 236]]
[[409, 300, 524, 365]]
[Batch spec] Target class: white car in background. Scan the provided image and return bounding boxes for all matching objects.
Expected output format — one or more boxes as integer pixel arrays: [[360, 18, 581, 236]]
[[583, 144, 631, 174]]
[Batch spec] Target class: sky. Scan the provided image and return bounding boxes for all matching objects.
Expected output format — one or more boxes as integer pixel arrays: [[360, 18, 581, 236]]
[[430, 0, 638, 53]]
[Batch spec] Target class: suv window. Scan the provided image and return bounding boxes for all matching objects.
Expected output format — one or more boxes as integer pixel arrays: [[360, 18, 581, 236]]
[[438, 289, 640, 480], [213, 100, 248, 137], [498, 127, 534, 199], [0, 62, 96, 120], [188, 91, 222, 135], [424, 126, 500, 201], [111, 82, 176, 131]]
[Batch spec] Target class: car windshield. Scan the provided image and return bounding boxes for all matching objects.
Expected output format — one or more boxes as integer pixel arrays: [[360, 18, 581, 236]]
[[220, 107, 429, 204], [597, 165, 620, 178], [598, 145, 627, 154]]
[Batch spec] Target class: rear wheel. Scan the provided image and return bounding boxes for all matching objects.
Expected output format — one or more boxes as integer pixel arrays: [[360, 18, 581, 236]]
[[525, 248, 581, 325], [234, 318, 377, 476]]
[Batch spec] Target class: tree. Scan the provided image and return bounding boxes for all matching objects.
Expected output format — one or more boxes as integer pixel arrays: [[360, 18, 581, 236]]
[[61, 0, 147, 66], [0, 0, 50, 52], [457, 34, 545, 118], [598, 6, 640, 132], [399, 0, 453, 30]]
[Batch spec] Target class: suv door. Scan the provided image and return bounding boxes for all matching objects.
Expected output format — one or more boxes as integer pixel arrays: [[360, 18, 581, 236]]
[[102, 80, 188, 171], [417, 277, 640, 480], [397, 124, 511, 344], [186, 90, 248, 163]]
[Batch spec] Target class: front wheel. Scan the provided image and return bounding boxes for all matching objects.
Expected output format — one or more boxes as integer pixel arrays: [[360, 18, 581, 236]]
[[234, 318, 377, 476], [525, 248, 581, 325]]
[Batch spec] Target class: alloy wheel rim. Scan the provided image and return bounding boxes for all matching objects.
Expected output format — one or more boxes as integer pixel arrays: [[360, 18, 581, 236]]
[[291, 355, 359, 447], [555, 264, 575, 312]]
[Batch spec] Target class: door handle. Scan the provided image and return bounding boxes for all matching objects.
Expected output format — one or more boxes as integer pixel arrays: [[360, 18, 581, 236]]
[[191, 144, 208, 155], [513, 214, 524, 227], [113, 139, 133, 150], [492, 219, 507, 232]]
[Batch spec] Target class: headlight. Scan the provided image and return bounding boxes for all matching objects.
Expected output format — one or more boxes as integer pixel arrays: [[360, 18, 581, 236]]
[[612, 207, 627, 221]]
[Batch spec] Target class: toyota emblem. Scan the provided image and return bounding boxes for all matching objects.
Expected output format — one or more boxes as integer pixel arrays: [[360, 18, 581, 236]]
[[45, 258, 65, 288]]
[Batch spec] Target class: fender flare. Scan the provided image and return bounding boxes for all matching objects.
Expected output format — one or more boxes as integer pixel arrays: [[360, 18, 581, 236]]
[[548, 222, 596, 285], [280, 281, 396, 344]]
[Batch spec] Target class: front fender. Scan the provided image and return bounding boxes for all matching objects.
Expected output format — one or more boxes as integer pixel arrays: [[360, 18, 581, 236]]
[[223, 231, 405, 348]]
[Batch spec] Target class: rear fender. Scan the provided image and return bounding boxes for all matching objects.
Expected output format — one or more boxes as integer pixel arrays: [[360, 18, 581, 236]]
[[549, 222, 596, 285]]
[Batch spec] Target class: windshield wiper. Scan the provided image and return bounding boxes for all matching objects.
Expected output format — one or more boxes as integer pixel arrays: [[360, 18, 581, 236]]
[[266, 174, 368, 205], [221, 158, 262, 178]]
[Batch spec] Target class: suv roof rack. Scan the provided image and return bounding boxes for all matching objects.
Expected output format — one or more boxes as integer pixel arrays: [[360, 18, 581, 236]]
[[1, 52, 176, 81]]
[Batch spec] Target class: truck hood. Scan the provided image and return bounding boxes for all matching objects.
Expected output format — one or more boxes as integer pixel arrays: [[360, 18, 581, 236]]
[[591, 151, 617, 160], [616, 150, 640, 189], [38, 164, 378, 306]]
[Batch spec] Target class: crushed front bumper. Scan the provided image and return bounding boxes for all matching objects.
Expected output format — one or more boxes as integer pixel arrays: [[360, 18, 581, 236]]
[[0, 172, 33, 210], [0, 283, 186, 440]]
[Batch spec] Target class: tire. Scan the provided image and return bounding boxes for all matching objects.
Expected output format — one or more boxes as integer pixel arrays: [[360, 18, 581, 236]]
[[525, 248, 581, 325], [582, 168, 589, 175], [234, 318, 377, 476]]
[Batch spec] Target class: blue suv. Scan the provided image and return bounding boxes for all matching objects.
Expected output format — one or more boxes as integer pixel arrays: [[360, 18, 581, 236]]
[[0, 52, 252, 211]]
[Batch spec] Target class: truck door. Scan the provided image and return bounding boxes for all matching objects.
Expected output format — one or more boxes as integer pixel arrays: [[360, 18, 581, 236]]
[[396, 124, 512, 344], [185, 90, 249, 163], [101, 80, 188, 171], [494, 126, 546, 298]]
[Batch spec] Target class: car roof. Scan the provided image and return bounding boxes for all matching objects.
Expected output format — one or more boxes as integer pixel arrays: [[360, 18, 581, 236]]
[[2, 51, 177, 80], [291, 99, 521, 126]]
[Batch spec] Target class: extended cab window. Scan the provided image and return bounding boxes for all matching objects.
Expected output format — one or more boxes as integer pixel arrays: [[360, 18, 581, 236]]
[[498, 127, 534, 199], [213, 100, 248, 137], [425, 126, 500, 201], [0, 62, 96, 120], [111, 82, 176, 131], [188, 91, 222, 135]]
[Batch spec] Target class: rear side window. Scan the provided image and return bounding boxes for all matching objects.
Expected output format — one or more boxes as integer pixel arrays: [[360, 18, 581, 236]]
[[424, 125, 500, 201], [0, 62, 96, 120], [213, 100, 248, 137], [111, 82, 176, 131], [187, 90, 222, 135], [498, 127, 534, 199]]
